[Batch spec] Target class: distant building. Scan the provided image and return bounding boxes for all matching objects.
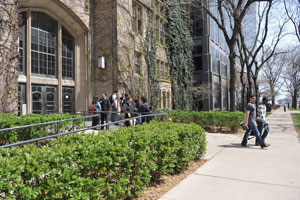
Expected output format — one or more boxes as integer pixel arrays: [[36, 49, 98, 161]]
[[190, 1, 257, 111]]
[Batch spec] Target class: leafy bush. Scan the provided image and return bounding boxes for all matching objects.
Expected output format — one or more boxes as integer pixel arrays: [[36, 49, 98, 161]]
[[0, 122, 206, 199], [169, 110, 245, 132], [0, 113, 83, 145]]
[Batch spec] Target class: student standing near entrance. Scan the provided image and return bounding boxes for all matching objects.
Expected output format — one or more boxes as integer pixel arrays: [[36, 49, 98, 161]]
[[111, 90, 119, 123], [121, 96, 135, 127], [241, 95, 270, 149], [100, 92, 110, 130]]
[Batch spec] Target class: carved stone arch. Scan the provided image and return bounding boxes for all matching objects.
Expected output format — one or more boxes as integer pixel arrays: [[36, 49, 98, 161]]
[[17, 0, 91, 113], [18, 0, 88, 36]]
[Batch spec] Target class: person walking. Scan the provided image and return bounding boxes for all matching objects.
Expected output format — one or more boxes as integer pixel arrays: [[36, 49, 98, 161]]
[[255, 97, 270, 146], [284, 104, 287, 112], [241, 95, 270, 149], [100, 92, 110, 130], [121, 96, 135, 127], [111, 90, 119, 123]]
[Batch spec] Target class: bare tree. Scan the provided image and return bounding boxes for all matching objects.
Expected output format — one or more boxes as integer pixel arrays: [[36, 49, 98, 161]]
[[192, 0, 272, 111], [284, 0, 300, 42], [283, 47, 300, 109], [260, 50, 285, 106], [237, 1, 288, 108], [0, 0, 19, 113]]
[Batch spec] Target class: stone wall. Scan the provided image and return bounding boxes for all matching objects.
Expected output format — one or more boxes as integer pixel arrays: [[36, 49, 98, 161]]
[[92, 0, 118, 98], [115, 0, 171, 107]]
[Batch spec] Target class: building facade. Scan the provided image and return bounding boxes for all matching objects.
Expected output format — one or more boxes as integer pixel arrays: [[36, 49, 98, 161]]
[[191, 1, 230, 111], [14, 0, 171, 114], [191, 1, 256, 111]]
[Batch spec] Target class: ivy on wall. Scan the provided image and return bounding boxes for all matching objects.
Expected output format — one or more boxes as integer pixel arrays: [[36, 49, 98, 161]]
[[164, 0, 194, 110], [144, 9, 159, 109]]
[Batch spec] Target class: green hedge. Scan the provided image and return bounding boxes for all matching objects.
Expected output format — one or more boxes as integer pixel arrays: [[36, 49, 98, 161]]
[[0, 113, 83, 145], [0, 122, 206, 199], [169, 110, 245, 132]]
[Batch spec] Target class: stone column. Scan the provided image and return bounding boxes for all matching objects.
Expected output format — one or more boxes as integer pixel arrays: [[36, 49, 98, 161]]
[[57, 23, 62, 113], [26, 10, 32, 113]]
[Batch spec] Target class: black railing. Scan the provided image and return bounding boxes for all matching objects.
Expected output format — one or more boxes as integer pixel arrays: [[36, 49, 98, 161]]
[[0, 112, 167, 148]]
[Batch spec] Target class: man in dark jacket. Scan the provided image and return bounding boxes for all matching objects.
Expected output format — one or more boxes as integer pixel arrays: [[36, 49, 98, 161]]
[[100, 92, 110, 130], [138, 96, 152, 124], [121, 96, 135, 127]]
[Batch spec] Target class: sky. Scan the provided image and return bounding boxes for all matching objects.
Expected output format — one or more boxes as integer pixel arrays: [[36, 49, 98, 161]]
[[259, 0, 299, 102]]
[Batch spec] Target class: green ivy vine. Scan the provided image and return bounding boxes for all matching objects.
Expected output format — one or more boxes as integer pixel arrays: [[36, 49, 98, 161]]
[[144, 9, 159, 109], [165, 0, 194, 110]]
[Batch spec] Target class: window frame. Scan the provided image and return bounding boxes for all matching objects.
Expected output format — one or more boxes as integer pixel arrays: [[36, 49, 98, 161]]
[[134, 51, 142, 75], [132, 1, 143, 35]]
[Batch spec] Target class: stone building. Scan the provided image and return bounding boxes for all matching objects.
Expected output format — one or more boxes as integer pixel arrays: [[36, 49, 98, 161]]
[[14, 0, 171, 114]]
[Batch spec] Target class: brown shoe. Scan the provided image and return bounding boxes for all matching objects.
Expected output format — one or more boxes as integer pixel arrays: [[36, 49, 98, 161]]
[[261, 143, 270, 149]]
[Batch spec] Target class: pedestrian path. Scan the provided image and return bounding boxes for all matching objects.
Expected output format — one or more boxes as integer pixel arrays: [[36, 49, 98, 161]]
[[160, 108, 300, 200]]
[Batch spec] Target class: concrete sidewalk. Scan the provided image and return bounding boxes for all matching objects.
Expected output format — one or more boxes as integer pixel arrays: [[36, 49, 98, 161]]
[[160, 108, 300, 200]]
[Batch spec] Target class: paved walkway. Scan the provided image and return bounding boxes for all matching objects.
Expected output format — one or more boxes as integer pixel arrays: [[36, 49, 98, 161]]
[[160, 108, 300, 200]]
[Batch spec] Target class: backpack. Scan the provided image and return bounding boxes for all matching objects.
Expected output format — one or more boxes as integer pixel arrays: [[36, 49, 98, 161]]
[[88, 104, 96, 114]]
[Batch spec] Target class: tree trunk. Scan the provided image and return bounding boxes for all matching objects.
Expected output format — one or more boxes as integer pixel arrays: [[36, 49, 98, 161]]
[[0, 1, 19, 114], [247, 66, 253, 97], [292, 90, 298, 109], [229, 52, 236, 111], [241, 84, 246, 112]]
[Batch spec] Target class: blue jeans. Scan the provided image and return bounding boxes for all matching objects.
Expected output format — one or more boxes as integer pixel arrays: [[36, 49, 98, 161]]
[[111, 106, 117, 122], [241, 120, 265, 148], [136, 116, 142, 125], [255, 121, 269, 145]]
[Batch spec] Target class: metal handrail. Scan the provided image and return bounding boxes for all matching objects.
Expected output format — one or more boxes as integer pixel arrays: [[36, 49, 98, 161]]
[[0, 111, 144, 132], [0, 112, 168, 148]]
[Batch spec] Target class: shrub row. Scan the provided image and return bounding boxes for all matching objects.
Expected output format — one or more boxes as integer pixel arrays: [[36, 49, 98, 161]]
[[0, 113, 83, 145], [169, 110, 245, 132], [0, 122, 206, 199]]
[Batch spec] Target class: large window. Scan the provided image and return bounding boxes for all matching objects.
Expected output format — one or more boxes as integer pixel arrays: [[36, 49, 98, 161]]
[[132, 1, 143, 35], [155, 1, 165, 45], [213, 75, 221, 110], [62, 27, 74, 79], [193, 56, 202, 71], [191, 1, 202, 37], [18, 11, 75, 79], [31, 12, 57, 76], [18, 12, 26, 74]]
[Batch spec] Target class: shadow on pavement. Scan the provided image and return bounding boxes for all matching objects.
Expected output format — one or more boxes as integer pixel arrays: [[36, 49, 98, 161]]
[[218, 143, 261, 150]]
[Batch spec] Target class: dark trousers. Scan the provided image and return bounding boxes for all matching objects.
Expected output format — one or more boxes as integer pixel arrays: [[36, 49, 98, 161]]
[[255, 121, 269, 145], [101, 113, 109, 130], [111, 106, 117, 122], [241, 120, 265, 148], [92, 116, 99, 130]]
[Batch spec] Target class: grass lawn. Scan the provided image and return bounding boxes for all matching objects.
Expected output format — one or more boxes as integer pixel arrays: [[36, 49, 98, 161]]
[[266, 112, 272, 117], [289, 108, 300, 111], [291, 113, 300, 139]]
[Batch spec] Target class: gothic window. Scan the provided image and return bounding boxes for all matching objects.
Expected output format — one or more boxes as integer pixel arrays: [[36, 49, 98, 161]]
[[134, 52, 141, 75], [132, 1, 143, 35]]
